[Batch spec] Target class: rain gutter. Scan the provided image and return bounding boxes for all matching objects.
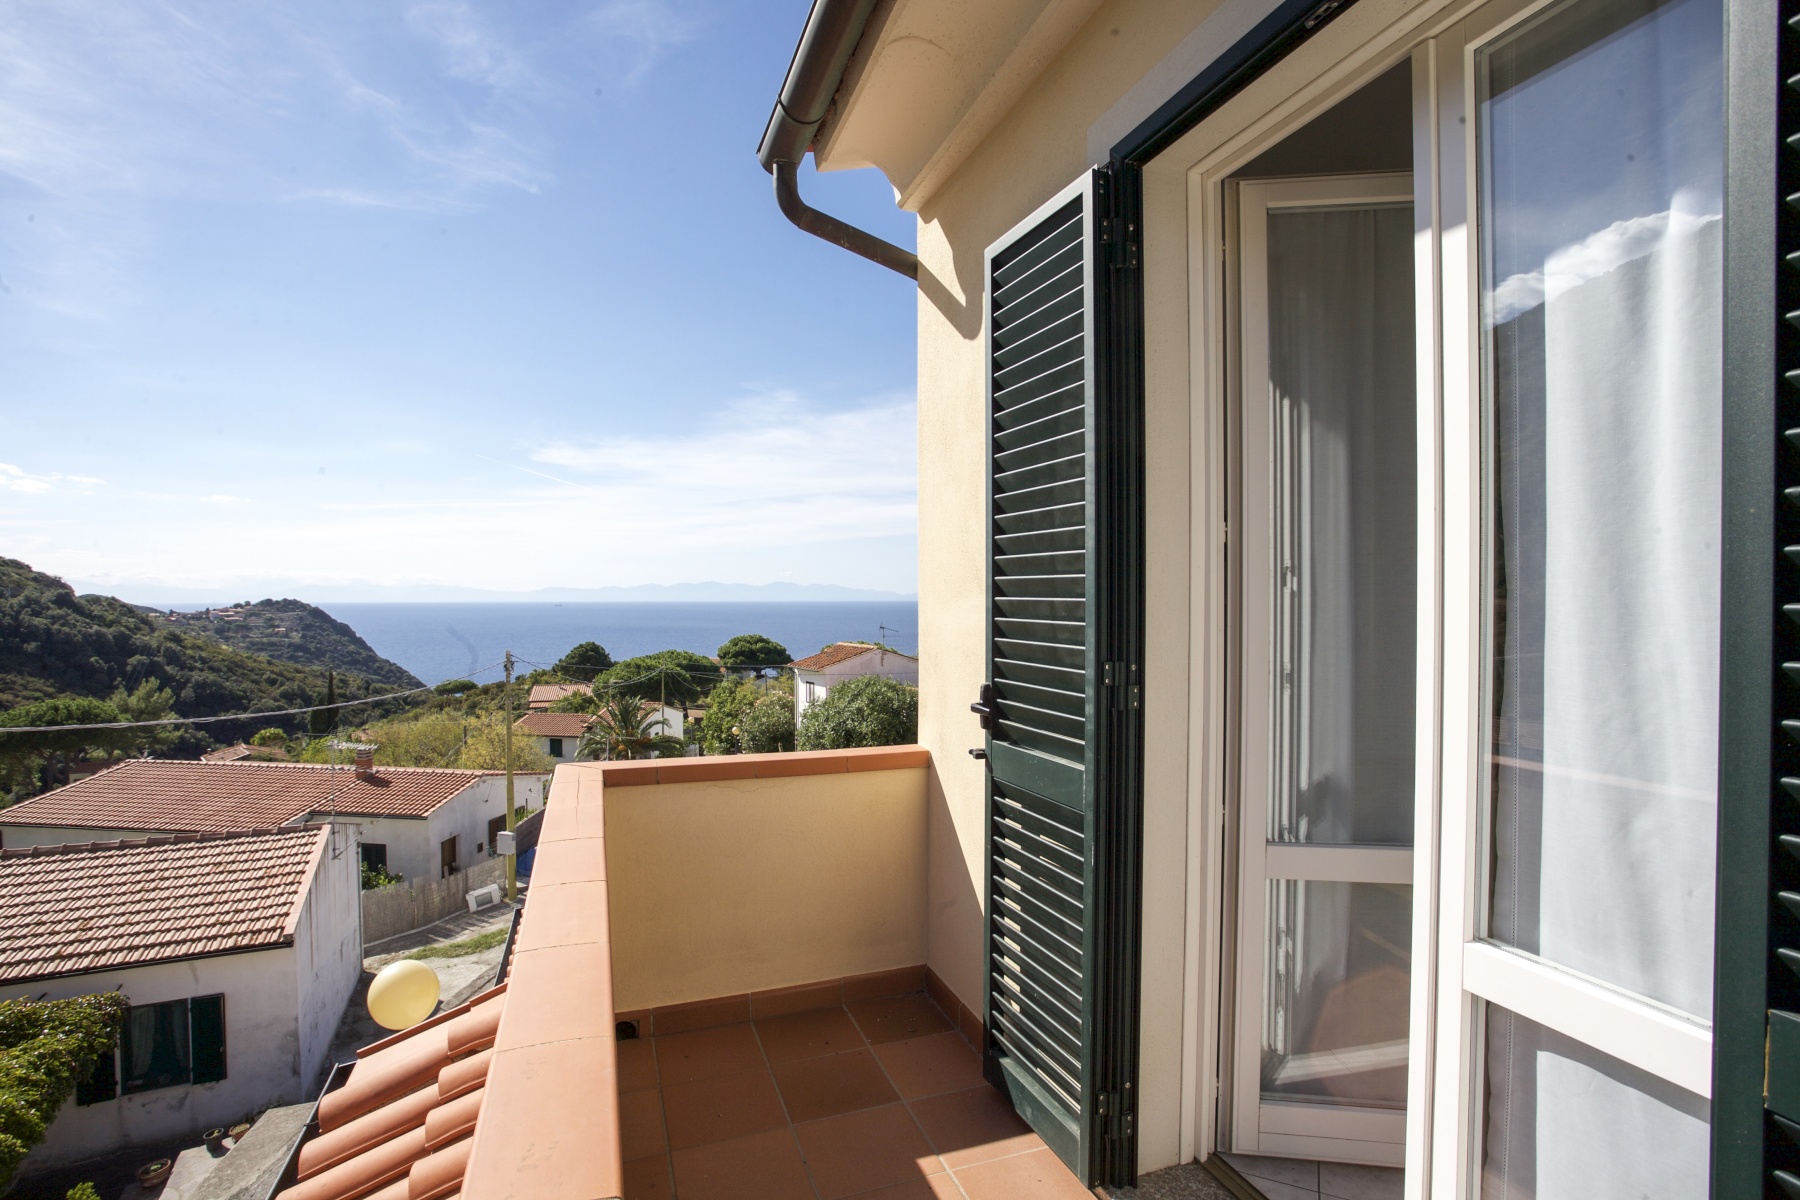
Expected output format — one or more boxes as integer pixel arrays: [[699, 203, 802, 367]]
[[757, 0, 919, 280]]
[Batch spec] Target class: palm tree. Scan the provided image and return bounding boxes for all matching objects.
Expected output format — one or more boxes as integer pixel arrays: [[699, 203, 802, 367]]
[[575, 693, 685, 761]]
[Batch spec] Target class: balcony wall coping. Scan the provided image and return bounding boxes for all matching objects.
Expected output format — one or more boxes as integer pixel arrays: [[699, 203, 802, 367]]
[[590, 744, 929, 787], [456, 745, 928, 1200]]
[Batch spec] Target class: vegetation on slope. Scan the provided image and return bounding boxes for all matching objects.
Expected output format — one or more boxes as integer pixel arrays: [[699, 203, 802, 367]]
[[146, 598, 423, 689]]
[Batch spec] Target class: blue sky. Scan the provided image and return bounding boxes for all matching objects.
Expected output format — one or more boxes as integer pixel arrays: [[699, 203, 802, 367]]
[[0, 0, 919, 601]]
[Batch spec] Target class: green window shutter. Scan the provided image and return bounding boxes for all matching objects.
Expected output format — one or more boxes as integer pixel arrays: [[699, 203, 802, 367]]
[[74, 1046, 117, 1106], [981, 169, 1143, 1190], [189, 994, 227, 1085]]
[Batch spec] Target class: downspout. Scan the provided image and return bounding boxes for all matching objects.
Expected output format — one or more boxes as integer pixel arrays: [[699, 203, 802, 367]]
[[758, 0, 918, 280]]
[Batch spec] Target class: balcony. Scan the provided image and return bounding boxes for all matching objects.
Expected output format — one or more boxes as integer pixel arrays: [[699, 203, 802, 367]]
[[279, 747, 1092, 1200]]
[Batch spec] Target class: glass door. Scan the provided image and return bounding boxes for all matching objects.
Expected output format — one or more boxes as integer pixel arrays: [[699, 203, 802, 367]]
[[1232, 173, 1418, 1166]]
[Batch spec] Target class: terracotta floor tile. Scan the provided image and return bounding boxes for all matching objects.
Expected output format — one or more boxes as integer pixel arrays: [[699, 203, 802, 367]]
[[847, 994, 954, 1045], [618, 1037, 658, 1092], [952, 1147, 1092, 1200], [661, 1067, 788, 1151], [909, 1086, 1043, 1170], [758, 1006, 869, 1063], [654, 1023, 766, 1084], [672, 1128, 816, 1200], [873, 1033, 985, 1100], [622, 1153, 673, 1200], [773, 1047, 901, 1122], [794, 1103, 943, 1199], [618, 1085, 668, 1161], [844, 1175, 967, 1199]]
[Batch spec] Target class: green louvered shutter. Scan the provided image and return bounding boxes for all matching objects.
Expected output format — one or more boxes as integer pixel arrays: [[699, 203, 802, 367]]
[[978, 169, 1143, 1189]]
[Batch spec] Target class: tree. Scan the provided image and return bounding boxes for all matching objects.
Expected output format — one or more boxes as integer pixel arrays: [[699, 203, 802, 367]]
[[554, 642, 615, 682], [718, 634, 791, 671], [576, 694, 685, 761], [697, 677, 758, 755], [796, 676, 918, 751], [739, 693, 797, 754], [308, 670, 338, 737], [434, 679, 477, 696], [596, 650, 722, 706], [250, 727, 287, 747], [0, 697, 133, 796], [106, 678, 178, 756]]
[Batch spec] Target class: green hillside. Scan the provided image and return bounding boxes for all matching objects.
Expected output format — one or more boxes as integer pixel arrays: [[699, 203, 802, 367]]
[[144, 598, 422, 689], [0, 558, 419, 743]]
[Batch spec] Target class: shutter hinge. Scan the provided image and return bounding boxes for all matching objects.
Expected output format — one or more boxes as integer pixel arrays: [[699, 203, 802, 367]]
[[1097, 1089, 1135, 1138], [1099, 217, 1139, 269], [1103, 663, 1142, 711]]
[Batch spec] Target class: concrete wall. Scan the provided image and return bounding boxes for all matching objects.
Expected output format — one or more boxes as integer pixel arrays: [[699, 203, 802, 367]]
[[602, 765, 929, 1011], [293, 826, 364, 1094], [361, 856, 508, 946]]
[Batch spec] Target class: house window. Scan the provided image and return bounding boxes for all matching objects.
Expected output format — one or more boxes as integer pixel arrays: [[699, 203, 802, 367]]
[[548, 737, 564, 758], [360, 842, 387, 871], [79, 994, 227, 1103], [804, 681, 818, 704]]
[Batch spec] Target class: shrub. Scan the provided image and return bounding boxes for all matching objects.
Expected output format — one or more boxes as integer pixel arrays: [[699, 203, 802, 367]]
[[361, 862, 404, 890], [697, 678, 757, 755], [249, 727, 287, 747], [739, 693, 797, 754], [0, 994, 129, 1191], [68, 1183, 101, 1200], [796, 676, 918, 751]]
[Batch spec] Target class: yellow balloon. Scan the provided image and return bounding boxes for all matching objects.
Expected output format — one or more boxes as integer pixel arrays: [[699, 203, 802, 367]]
[[367, 959, 440, 1031]]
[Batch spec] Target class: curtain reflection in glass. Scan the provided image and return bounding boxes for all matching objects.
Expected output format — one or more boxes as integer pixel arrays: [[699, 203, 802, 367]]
[[1266, 204, 1416, 847]]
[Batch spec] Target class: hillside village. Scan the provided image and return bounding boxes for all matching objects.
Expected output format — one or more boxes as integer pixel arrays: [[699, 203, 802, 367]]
[[0, 560, 921, 1198]]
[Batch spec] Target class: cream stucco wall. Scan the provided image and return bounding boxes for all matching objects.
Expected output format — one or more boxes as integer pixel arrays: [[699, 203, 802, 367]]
[[900, 0, 1235, 1173], [603, 766, 928, 1011]]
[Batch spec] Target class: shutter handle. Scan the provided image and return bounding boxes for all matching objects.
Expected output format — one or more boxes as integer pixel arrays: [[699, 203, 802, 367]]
[[970, 683, 997, 731]]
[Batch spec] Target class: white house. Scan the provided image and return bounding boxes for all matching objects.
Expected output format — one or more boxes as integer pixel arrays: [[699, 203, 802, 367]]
[[791, 643, 920, 721], [514, 706, 686, 762], [0, 825, 361, 1173], [0, 756, 549, 887]]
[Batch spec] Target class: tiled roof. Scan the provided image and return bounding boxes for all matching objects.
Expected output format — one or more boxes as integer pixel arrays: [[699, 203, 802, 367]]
[[0, 826, 330, 984], [513, 712, 595, 739], [790, 642, 897, 672], [527, 684, 587, 710], [202, 744, 254, 762], [0, 759, 492, 832], [278, 986, 506, 1200]]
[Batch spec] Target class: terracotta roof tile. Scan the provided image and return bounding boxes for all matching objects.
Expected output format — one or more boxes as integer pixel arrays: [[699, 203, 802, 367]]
[[512, 712, 595, 739], [0, 758, 499, 831], [282, 986, 506, 1200], [527, 684, 587, 710], [790, 642, 917, 672], [0, 825, 330, 984]]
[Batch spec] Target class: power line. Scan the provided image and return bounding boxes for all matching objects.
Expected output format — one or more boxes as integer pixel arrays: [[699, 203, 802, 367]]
[[0, 661, 510, 735]]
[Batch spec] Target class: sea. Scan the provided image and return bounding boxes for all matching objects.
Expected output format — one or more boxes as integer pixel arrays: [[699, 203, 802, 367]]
[[320, 602, 919, 687]]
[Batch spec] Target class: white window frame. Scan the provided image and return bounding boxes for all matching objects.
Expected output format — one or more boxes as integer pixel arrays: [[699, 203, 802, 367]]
[[1156, 0, 1719, 1192]]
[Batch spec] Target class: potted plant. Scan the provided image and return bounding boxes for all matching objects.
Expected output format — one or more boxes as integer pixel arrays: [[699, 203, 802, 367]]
[[135, 1158, 173, 1190], [204, 1127, 226, 1151]]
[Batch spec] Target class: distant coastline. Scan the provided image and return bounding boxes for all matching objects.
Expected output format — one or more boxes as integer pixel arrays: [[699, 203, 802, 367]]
[[71, 579, 917, 609]]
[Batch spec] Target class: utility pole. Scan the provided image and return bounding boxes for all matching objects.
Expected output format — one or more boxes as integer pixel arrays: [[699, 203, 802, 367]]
[[504, 650, 516, 902]]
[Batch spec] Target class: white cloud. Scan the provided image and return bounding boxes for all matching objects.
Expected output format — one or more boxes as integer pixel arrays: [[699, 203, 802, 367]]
[[1489, 201, 1721, 324], [0, 463, 103, 493]]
